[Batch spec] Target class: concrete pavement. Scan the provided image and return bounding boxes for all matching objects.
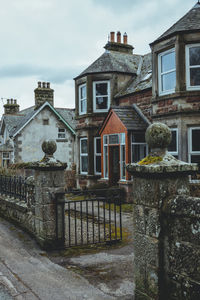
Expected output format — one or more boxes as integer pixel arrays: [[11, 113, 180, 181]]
[[0, 217, 115, 300]]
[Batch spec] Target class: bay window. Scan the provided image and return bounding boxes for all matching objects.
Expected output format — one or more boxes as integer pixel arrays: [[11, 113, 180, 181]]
[[80, 138, 88, 174], [120, 133, 126, 180], [93, 81, 110, 112], [158, 48, 176, 95], [79, 84, 87, 115], [186, 44, 200, 90]]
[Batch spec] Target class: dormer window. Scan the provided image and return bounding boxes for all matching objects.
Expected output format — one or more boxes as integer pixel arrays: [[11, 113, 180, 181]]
[[93, 81, 110, 112], [79, 84, 87, 115], [186, 44, 200, 90], [158, 48, 176, 95]]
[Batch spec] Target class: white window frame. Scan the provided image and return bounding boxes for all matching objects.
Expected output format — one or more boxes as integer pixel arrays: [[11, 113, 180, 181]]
[[186, 44, 200, 91], [168, 128, 178, 156], [158, 48, 176, 96], [131, 133, 148, 163], [188, 127, 200, 163], [58, 128, 66, 139], [79, 84, 87, 115], [93, 80, 110, 113], [103, 135, 108, 179], [94, 137, 101, 175], [80, 138, 88, 175]]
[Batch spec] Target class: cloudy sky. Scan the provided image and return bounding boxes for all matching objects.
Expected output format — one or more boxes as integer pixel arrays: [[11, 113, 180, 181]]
[[0, 0, 196, 116]]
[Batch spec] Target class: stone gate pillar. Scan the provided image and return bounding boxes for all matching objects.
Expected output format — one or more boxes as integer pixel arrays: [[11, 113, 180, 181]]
[[32, 140, 66, 250], [127, 123, 198, 300]]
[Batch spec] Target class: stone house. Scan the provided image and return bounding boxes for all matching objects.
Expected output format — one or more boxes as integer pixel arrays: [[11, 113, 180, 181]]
[[0, 82, 76, 168], [74, 2, 200, 190]]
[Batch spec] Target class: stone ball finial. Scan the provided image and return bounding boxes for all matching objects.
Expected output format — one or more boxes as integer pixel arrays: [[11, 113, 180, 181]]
[[42, 140, 57, 156], [145, 122, 172, 149]]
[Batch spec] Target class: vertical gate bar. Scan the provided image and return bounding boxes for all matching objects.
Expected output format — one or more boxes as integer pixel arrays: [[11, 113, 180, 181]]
[[109, 201, 111, 241], [86, 200, 89, 244], [80, 201, 83, 245], [68, 202, 71, 247], [103, 200, 106, 241], [92, 200, 94, 243], [119, 201, 122, 240], [114, 202, 117, 239], [74, 202, 77, 246], [98, 200, 100, 243]]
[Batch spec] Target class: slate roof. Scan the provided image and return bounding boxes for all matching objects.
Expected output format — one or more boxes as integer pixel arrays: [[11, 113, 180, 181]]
[[111, 106, 148, 131], [75, 51, 142, 79], [151, 2, 200, 45], [115, 53, 152, 98], [1, 104, 76, 138]]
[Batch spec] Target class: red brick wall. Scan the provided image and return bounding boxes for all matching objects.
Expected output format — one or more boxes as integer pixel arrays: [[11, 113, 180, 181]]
[[118, 89, 152, 121]]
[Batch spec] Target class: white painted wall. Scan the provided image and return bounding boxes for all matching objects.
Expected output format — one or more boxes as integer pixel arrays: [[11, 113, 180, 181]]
[[16, 107, 75, 169]]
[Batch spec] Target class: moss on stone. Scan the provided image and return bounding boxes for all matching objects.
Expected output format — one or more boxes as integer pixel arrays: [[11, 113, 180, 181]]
[[138, 155, 163, 165]]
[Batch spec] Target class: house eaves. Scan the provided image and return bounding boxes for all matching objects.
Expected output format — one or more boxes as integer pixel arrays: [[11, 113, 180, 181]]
[[12, 102, 76, 138]]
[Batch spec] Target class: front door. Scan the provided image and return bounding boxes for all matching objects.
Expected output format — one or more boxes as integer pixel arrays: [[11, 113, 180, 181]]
[[109, 146, 120, 185]]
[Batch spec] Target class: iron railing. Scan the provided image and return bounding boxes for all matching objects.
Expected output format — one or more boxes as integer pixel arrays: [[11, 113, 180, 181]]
[[0, 175, 35, 204], [59, 190, 123, 248]]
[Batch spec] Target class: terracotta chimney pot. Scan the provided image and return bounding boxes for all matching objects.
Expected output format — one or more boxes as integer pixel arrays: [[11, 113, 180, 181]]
[[117, 31, 121, 43], [110, 31, 115, 42], [42, 82, 46, 88], [123, 32, 128, 44]]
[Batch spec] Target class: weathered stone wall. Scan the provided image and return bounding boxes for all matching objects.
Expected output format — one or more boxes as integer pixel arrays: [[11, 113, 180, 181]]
[[162, 195, 200, 299], [0, 196, 35, 234], [128, 122, 200, 300]]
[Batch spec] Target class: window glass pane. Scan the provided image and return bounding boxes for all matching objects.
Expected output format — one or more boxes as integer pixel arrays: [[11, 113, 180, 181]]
[[192, 130, 200, 151], [191, 155, 200, 163], [96, 83, 108, 96], [120, 133, 125, 144], [81, 157, 88, 172], [161, 51, 175, 73], [96, 138, 101, 153], [161, 71, 176, 91], [3, 152, 9, 158], [132, 144, 147, 163], [81, 139, 87, 153], [189, 47, 200, 66], [103, 135, 108, 144], [109, 135, 119, 145], [132, 133, 145, 143], [168, 131, 177, 152], [96, 156, 101, 173], [81, 85, 86, 98], [190, 68, 200, 86], [96, 97, 108, 109]]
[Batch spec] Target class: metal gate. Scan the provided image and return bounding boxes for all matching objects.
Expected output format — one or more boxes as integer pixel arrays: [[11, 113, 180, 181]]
[[57, 189, 123, 248]]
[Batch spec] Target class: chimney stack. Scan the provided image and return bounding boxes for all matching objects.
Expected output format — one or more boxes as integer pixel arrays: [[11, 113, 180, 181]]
[[117, 31, 121, 43], [123, 32, 128, 45], [34, 81, 54, 109], [104, 31, 133, 54], [4, 99, 20, 115]]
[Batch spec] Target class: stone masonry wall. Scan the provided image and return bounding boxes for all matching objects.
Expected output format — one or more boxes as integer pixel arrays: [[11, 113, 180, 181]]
[[162, 194, 200, 299]]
